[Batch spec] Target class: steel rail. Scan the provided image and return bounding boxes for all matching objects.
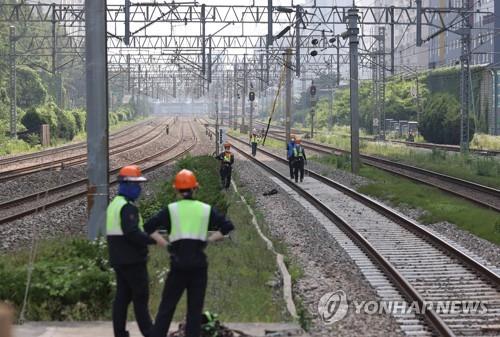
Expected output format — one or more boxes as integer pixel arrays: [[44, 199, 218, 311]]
[[0, 119, 172, 182], [0, 121, 196, 226], [254, 121, 500, 157], [263, 130, 500, 212], [221, 129, 500, 337], [0, 118, 154, 166]]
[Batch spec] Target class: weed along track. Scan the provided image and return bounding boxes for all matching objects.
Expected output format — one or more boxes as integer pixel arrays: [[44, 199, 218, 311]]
[[204, 122, 500, 337], [254, 121, 500, 157], [262, 130, 500, 213]]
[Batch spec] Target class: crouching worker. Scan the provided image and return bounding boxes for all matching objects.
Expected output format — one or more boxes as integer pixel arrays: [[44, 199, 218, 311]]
[[107, 165, 168, 337], [145, 169, 235, 337], [215, 142, 234, 189]]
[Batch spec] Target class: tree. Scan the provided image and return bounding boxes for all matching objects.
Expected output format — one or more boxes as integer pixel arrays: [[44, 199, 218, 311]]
[[419, 92, 475, 145], [15, 66, 47, 109]]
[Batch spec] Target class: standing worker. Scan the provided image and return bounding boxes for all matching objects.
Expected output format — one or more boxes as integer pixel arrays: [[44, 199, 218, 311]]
[[286, 135, 296, 180], [215, 142, 234, 189], [292, 138, 307, 183], [107, 165, 167, 337], [145, 169, 234, 337], [250, 128, 259, 156], [166, 124, 170, 135]]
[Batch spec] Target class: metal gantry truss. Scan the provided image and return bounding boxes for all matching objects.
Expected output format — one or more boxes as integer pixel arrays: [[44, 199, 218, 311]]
[[0, 0, 489, 162]]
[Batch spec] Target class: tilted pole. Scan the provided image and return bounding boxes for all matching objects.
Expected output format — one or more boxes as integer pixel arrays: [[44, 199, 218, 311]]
[[85, 0, 109, 239]]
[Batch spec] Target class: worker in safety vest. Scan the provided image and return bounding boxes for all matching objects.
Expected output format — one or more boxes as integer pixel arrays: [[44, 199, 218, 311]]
[[250, 128, 259, 156], [292, 138, 307, 183], [215, 142, 234, 189], [107, 165, 167, 337], [286, 135, 296, 180], [144, 169, 234, 337]]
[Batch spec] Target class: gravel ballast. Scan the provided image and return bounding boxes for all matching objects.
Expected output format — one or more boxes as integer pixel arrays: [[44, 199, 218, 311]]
[[0, 120, 210, 251], [232, 155, 404, 337]]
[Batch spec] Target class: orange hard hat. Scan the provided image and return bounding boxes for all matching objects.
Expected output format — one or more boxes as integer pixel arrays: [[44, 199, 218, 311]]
[[119, 165, 147, 182], [223, 142, 231, 148], [173, 169, 199, 190], [295, 137, 302, 144]]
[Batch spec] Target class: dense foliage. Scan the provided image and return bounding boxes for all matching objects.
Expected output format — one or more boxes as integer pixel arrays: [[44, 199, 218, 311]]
[[291, 66, 488, 143], [0, 239, 113, 320], [419, 93, 475, 145]]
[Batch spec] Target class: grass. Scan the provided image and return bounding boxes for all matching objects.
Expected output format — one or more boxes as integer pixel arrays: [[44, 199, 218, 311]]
[[0, 116, 149, 157], [471, 133, 500, 151], [0, 155, 289, 322], [142, 155, 289, 322], [308, 130, 500, 189], [313, 155, 500, 245]]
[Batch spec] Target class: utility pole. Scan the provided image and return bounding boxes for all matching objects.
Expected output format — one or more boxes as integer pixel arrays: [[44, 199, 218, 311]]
[[85, 0, 109, 240], [348, 7, 360, 174], [378, 26, 386, 139], [9, 26, 16, 139], [329, 55, 334, 130], [459, 1, 471, 153], [127, 54, 131, 93], [215, 92, 219, 154], [229, 71, 233, 127], [266, 0, 273, 85], [233, 63, 238, 130], [51, 4, 63, 108], [242, 55, 247, 132], [285, 49, 292, 143]]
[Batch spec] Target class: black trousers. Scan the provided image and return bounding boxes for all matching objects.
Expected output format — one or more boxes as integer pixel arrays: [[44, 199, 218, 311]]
[[113, 263, 152, 337], [220, 166, 232, 189], [293, 158, 305, 182], [151, 268, 208, 337], [288, 159, 294, 179], [251, 142, 257, 156]]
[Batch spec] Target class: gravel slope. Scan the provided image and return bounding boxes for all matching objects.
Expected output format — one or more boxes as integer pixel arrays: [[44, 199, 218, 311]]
[[232, 155, 405, 337]]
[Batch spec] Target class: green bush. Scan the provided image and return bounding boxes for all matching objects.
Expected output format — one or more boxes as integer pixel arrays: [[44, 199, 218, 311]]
[[419, 92, 475, 145], [21, 103, 58, 137], [0, 239, 113, 320], [25, 133, 40, 146], [55, 108, 77, 140], [71, 109, 87, 133]]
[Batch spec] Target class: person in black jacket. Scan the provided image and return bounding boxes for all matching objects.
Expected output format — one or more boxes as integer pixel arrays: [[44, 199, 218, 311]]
[[106, 165, 167, 337], [144, 169, 234, 337], [215, 142, 235, 189]]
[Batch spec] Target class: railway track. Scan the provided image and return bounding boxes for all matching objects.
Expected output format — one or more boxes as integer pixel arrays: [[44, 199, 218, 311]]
[[221, 128, 500, 337], [0, 118, 154, 166], [254, 121, 500, 157], [263, 131, 500, 212], [0, 121, 197, 226], [0, 118, 172, 182]]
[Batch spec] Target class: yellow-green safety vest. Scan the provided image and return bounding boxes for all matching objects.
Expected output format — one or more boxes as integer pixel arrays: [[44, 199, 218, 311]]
[[223, 152, 232, 163], [167, 199, 211, 242], [106, 195, 144, 236], [293, 145, 304, 157], [251, 135, 258, 143]]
